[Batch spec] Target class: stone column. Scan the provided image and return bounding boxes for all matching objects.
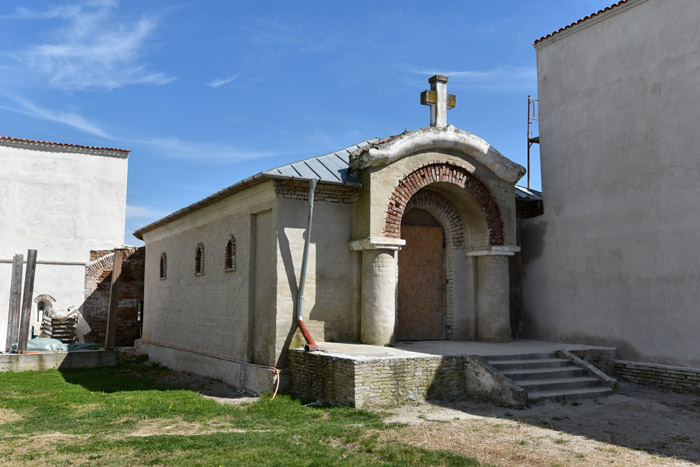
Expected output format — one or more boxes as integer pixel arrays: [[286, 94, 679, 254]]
[[349, 237, 405, 346], [467, 246, 520, 343]]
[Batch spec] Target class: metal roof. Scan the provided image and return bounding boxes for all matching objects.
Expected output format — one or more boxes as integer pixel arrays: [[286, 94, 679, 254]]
[[262, 138, 378, 186], [133, 139, 378, 239], [134, 137, 541, 239], [515, 185, 543, 201]]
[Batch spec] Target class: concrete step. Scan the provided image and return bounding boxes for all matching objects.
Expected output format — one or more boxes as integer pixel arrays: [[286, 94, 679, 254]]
[[528, 386, 613, 402], [517, 376, 600, 392], [504, 366, 588, 381], [483, 352, 557, 361], [488, 358, 571, 371]]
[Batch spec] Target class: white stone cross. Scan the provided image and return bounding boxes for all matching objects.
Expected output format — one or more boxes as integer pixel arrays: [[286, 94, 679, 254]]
[[421, 74, 456, 128]]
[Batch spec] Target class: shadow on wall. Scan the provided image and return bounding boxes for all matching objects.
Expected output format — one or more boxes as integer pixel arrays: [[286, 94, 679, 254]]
[[277, 228, 300, 369], [80, 248, 145, 347]]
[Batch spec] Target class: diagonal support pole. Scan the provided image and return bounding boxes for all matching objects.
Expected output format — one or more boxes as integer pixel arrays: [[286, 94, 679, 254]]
[[17, 250, 37, 354]]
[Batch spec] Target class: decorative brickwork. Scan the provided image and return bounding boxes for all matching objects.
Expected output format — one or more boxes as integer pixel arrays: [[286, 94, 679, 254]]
[[384, 163, 504, 245], [83, 247, 144, 346], [615, 360, 700, 394], [274, 180, 360, 203]]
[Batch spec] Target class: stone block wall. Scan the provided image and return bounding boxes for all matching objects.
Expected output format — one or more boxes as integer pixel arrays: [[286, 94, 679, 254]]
[[82, 247, 145, 346], [288, 350, 356, 405], [615, 360, 700, 394], [570, 348, 616, 375], [289, 349, 468, 408]]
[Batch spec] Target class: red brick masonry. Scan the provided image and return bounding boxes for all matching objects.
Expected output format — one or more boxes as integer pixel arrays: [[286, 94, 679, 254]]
[[384, 163, 504, 246]]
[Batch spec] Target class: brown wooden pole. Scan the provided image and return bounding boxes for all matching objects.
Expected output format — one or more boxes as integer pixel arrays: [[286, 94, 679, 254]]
[[17, 249, 37, 354], [4, 254, 24, 353], [104, 249, 125, 350]]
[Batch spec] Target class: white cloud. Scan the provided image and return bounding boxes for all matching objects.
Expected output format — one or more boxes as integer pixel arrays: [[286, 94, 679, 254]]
[[15, 0, 174, 91], [0, 96, 111, 138], [126, 204, 169, 219], [132, 137, 282, 164], [206, 74, 240, 89], [404, 66, 536, 91]]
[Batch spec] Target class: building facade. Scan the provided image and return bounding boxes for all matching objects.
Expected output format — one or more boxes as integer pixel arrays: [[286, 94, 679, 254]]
[[0, 137, 129, 347], [523, 0, 700, 367], [134, 80, 527, 393]]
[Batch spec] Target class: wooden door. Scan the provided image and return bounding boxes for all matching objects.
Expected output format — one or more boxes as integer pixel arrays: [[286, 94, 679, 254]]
[[397, 225, 446, 340]]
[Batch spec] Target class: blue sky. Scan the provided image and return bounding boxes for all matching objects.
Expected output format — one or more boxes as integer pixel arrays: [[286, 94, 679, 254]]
[[1, 0, 615, 244]]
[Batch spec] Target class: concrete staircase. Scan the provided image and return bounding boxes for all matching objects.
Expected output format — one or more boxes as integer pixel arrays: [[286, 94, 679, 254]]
[[484, 352, 614, 403]]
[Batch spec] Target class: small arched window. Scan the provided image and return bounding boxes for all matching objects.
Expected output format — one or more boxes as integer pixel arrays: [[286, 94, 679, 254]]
[[195, 243, 205, 276], [160, 253, 167, 280], [225, 235, 236, 272]]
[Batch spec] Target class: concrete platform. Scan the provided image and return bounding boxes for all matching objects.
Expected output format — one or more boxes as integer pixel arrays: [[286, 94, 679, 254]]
[[314, 339, 616, 360], [289, 340, 617, 408], [0, 350, 118, 372]]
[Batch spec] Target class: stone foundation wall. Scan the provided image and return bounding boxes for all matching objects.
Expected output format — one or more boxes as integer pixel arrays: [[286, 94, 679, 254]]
[[615, 360, 700, 394], [570, 348, 616, 375], [290, 350, 510, 408], [290, 346, 618, 408], [288, 351, 356, 405]]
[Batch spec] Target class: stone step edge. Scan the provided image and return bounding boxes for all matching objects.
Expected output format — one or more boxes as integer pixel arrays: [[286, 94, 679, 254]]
[[528, 386, 613, 400]]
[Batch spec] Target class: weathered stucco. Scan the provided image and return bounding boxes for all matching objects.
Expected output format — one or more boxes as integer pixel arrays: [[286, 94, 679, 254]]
[[138, 124, 525, 389], [141, 181, 277, 367], [275, 196, 357, 364], [0, 141, 128, 346], [523, 0, 700, 367]]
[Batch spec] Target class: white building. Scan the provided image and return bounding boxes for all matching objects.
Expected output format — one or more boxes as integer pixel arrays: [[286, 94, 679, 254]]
[[523, 0, 700, 368], [0, 137, 129, 347]]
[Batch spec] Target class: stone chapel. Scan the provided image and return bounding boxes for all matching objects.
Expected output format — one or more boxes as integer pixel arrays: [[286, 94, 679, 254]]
[[134, 75, 538, 393]]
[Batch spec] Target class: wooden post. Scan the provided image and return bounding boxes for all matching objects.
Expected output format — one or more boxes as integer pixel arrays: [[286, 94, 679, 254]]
[[4, 254, 24, 353], [17, 250, 37, 354], [104, 249, 125, 350]]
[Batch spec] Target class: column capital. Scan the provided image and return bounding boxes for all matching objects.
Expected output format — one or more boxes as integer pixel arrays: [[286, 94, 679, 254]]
[[466, 245, 521, 257], [348, 237, 406, 251]]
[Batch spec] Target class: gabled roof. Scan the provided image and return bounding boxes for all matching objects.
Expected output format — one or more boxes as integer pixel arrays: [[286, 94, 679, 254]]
[[534, 0, 630, 45], [262, 138, 379, 186], [134, 136, 541, 240], [0, 136, 129, 156], [133, 139, 377, 239]]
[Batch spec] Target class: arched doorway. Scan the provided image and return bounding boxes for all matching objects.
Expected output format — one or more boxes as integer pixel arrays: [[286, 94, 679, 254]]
[[397, 208, 446, 340]]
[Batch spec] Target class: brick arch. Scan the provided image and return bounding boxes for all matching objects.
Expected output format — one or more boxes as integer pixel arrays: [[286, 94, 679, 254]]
[[384, 162, 504, 246], [404, 190, 465, 248]]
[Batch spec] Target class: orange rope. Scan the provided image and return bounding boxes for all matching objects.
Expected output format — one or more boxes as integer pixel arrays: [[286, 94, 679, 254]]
[[270, 368, 281, 400]]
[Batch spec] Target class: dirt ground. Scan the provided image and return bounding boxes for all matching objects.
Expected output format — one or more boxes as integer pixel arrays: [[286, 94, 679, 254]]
[[162, 369, 700, 466], [381, 382, 700, 466]]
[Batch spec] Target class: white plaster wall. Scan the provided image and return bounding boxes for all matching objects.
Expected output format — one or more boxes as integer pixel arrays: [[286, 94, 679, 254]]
[[275, 196, 356, 362], [141, 182, 277, 364], [0, 144, 128, 347], [523, 0, 700, 366]]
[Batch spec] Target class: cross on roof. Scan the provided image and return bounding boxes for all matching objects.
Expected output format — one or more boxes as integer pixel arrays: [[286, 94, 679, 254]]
[[420, 74, 456, 128]]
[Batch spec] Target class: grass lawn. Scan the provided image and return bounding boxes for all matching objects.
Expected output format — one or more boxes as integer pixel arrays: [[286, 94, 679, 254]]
[[0, 360, 480, 466]]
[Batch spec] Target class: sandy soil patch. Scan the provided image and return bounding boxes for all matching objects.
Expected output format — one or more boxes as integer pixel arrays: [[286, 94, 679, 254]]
[[0, 408, 21, 425], [381, 382, 700, 466], [126, 418, 269, 437]]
